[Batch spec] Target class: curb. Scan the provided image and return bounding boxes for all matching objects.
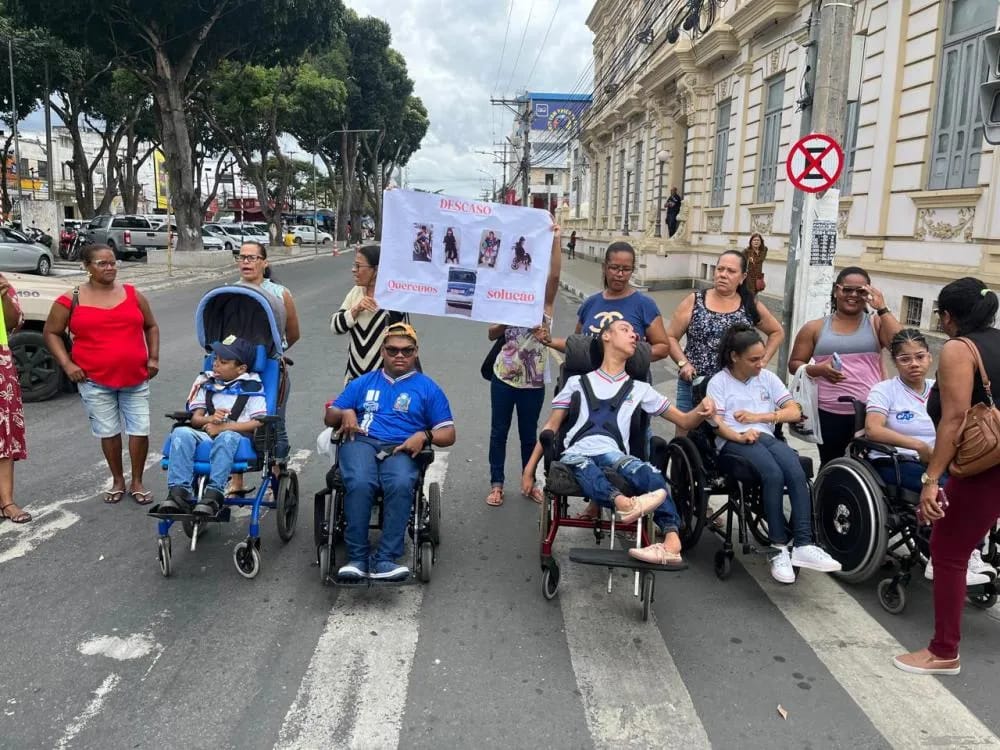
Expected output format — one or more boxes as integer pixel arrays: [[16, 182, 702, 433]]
[[558, 278, 590, 303]]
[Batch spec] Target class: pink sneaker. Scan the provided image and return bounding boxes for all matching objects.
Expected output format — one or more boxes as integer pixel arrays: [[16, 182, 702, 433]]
[[892, 648, 960, 675], [628, 542, 683, 567], [616, 489, 667, 525]]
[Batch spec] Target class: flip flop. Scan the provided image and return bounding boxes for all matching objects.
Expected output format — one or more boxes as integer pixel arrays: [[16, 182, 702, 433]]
[[486, 487, 504, 506], [523, 487, 544, 504], [130, 490, 154, 506], [104, 490, 125, 504]]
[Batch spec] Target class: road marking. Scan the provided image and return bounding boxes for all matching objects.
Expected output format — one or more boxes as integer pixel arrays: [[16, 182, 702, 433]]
[[741, 553, 1000, 747], [555, 533, 711, 749], [276, 453, 449, 750], [78, 634, 159, 661], [55, 673, 120, 750], [0, 453, 162, 565]]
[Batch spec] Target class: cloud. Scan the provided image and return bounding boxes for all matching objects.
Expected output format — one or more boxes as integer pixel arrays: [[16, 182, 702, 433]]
[[346, 0, 593, 198]]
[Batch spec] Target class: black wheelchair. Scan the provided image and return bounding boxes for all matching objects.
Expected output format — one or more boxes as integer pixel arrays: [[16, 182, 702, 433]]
[[814, 397, 998, 614], [313, 434, 441, 586], [666, 378, 816, 579], [538, 335, 684, 622]]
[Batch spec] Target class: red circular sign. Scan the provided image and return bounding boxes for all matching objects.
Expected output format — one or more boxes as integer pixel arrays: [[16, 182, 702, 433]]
[[785, 133, 844, 193]]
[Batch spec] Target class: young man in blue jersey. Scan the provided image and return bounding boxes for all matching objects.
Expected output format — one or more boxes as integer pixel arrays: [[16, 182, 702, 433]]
[[324, 323, 456, 580]]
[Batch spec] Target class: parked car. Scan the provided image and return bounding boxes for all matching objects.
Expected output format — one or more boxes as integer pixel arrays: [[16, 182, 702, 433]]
[[446, 268, 476, 310], [288, 225, 333, 244], [203, 224, 238, 252], [0, 227, 54, 275], [85, 215, 170, 260], [149, 223, 227, 251], [7, 271, 75, 401], [205, 223, 269, 255]]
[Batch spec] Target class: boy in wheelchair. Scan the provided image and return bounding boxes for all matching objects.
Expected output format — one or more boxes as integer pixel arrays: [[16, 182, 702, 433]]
[[156, 336, 267, 516], [324, 323, 455, 580], [522, 319, 714, 565]]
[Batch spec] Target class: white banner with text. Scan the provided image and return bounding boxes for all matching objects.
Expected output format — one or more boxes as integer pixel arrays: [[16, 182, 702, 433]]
[[375, 189, 553, 327]]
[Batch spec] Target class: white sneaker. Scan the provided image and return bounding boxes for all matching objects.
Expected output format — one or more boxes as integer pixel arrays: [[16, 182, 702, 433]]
[[791, 544, 843, 573], [769, 547, 796, 584], [924, 556, 991, 586], [969, 549, 997, 579]]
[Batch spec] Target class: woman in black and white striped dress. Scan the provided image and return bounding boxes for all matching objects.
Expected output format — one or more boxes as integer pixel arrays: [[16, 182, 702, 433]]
[[331, 244, 409, 383]]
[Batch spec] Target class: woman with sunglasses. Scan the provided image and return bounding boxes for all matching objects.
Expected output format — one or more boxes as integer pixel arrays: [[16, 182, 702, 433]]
[[789, 266, 901, 466], [332, 243, 410, 384]]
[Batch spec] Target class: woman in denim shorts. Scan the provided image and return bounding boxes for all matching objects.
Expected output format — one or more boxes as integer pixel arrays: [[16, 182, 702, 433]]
[[43, 244, 160, 505]]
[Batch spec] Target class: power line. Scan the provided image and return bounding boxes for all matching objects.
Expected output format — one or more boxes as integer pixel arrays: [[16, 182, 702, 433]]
[[524, 0, 563, 89], [504, 0, 535, 94], [491, 0, 515, 96]]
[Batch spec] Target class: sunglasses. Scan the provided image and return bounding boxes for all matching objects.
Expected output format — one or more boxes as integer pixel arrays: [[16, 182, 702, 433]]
[[384, 345, 416, 357], [91, 260, 119, 269], [836, 284, 868, 297]]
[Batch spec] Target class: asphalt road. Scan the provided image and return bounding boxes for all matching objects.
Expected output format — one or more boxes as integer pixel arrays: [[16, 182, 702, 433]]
[[2, 253, 999, 750]]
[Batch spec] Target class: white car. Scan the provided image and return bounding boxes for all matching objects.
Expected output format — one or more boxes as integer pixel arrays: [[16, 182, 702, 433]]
[[288, 225, 333, 244]]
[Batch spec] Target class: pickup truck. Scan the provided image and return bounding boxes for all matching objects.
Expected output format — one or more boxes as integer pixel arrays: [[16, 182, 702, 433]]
[[7, 271, 75, 402], [85, 215, 170, 260]]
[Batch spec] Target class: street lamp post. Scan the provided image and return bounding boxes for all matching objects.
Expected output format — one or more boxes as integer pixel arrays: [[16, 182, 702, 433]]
[[623, 170, 632, 236], [311, 128, 379, 247], [655, 149, 669, 238]]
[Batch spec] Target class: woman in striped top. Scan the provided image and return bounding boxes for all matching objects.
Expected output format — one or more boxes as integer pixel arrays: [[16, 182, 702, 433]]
[[331, 244, 409, 383]]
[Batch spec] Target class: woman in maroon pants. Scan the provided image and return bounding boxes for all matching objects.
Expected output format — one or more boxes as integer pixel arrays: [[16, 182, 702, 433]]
[[894, 277, 1000, 675]]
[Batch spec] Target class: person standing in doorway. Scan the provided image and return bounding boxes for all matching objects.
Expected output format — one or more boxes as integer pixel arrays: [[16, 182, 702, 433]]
[[665, 187, 682, 237]]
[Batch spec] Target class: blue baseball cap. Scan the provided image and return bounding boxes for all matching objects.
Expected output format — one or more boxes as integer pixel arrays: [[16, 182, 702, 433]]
[[211, 335, 256, 365]]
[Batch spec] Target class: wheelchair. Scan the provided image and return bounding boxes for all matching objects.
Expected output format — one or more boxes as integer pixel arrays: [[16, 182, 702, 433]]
[[666, 378, 816, 580], [313, 433, 440, 586], [813, 396, 998, 614], [151, 286, 299, 580], [538, 335, 685, 622]]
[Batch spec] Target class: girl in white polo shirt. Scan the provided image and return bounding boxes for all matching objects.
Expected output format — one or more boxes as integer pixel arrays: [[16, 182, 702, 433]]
[[865, 328, 995, 584], [708, 324, 842, 584]]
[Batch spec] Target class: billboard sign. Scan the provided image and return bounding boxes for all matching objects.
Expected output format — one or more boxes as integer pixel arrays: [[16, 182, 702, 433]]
[[529, 95, 591, 132]]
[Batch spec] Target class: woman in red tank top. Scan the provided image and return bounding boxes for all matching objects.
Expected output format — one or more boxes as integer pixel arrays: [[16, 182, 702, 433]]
[[43, 245, 160, 505]]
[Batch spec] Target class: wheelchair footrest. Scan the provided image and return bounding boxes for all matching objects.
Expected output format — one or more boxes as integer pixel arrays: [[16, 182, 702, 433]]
[[147, 508, 232, 523], [568, 547, 687, 572], [331, 575, 420, 588]]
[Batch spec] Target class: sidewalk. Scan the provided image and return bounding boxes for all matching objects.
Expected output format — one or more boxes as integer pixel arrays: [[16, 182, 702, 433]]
[[555, 250, 822, 464]]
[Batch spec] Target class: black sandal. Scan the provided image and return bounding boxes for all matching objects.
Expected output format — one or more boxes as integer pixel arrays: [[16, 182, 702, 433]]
[[0, 500, 31, 524]]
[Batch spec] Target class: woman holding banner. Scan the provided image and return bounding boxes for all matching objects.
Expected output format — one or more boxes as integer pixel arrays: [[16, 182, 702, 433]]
[[484, 225, 563, 507]]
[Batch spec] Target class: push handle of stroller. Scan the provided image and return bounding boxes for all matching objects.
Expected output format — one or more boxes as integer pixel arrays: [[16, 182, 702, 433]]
[[539, 429, 556, 470], [166, 411, 194, 422]]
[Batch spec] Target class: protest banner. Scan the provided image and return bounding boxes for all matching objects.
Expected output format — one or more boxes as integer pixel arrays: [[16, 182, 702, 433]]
[[375, 189, 553, 327]]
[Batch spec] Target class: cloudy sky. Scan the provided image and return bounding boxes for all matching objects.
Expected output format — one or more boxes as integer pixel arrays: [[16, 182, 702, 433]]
[[345, 0, 595, 198]]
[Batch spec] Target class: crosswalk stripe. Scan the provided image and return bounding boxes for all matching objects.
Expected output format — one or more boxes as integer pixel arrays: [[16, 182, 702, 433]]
[[276, 452, 449, 750], [740, 553, 1000, 747], [555, 532, 711, 749]]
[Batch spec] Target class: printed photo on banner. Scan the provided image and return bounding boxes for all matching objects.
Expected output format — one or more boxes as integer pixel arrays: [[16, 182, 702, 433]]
[[377, 189, 553, 327], [478, 229, 502, 268], [443, 227, 460, 264], [413, 223, 433, 262]]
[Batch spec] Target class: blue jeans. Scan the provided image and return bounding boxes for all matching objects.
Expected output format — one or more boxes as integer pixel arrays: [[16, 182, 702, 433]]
[[78, 379, 150, 437], [675, 378, 693, 413], [872, 457, 946, 493], [489, 377, 545, 485], [720, 433, 812, 546], [167, 427, 244, 494], [560, 449, 679, 533], [338, 435, 420, 564]]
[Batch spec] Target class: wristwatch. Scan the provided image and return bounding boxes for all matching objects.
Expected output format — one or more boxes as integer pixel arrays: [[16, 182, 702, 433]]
[[920, 472, 938, 486], [876, 306, 891, 316], [676, 359, 688, 369]]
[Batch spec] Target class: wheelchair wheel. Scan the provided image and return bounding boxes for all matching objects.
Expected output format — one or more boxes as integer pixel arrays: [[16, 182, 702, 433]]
[[157, 536, 172, 578], [667, 438, 707, 549], [640, 572, 654, 622], [427, 482, 442, 546], [541, 562, 560, 600], [877, 578, 907, 614], [418, 542, 434, 583], [714, 549, 733, 580], [233, 539, 261, 579], [968, 586, 998, 610], [317, 544, 332, 585], [814, 458, 888, 583], [313, 490, 330, 549], [276, 471, 299, 543]]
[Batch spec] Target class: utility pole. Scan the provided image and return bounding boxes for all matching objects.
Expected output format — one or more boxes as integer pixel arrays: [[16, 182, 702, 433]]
[[7, 39, 23, 215], [490, 95, 528, 205], [776, 0, 854, 376], [521, 99, 531, 207], [44, 60, 53, 203]]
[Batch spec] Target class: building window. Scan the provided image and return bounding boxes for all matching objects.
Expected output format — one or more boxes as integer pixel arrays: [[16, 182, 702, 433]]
[[37, 161, 48, 180], [757, 75, 785, 204], [928, 0, 995, 190], [617, 148, 626, 216], [902, 296, 924, 327], [837, 100, 860, 195], [711, 99, 732, 208]]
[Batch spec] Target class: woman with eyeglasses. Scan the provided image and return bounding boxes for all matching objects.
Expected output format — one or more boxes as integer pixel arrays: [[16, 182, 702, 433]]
[[665, 249, 784, 432], [44, 244, 160, 505], [331, 243, 410, 384], [789, 266, 901, 466], [236, 242, 300, 350]]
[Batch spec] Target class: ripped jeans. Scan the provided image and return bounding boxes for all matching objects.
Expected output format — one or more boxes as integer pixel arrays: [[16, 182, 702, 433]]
[[560, 449, 679, 534]]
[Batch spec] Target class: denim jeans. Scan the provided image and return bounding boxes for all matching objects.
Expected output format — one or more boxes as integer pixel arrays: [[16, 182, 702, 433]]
[[489, 376, 545, 485], [338, 435, 420, 564], [675, 378, 693, 413], [720, 433, 812, 546], [167, 427, 244, 494], [77, 379, 150, 438], [871, 457, 935, 493], [560, 449, 679, 533]]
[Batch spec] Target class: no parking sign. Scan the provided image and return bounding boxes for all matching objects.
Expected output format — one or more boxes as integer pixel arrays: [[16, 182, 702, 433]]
[[785, 133, 844, 193]]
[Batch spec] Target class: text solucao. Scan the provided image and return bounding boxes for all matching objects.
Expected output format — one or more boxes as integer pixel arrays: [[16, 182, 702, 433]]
[[486, 288, 535, 303]]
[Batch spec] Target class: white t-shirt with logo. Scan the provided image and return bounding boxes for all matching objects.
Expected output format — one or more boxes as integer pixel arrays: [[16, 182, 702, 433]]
[[707, 368, 794, 450], [553, 369, 669, 456], [865, 377, 936, 458]]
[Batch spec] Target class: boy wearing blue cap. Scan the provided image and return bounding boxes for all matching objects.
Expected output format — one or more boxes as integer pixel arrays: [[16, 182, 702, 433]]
[[156, 335, 268, 516]]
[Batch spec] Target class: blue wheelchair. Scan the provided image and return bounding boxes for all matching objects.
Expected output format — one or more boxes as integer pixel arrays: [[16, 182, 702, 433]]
[[149, 286, 299, 579]]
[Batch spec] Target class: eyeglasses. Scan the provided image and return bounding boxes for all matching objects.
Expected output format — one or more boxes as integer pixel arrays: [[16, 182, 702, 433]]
[[606, 264, 634, 275], [836, 284, 868, 297], [352, 263, 373, 271], [237, 254, 263, 263], [894, 352, 930, 365], [384, 345, 416, 357], [90, 260, 119, 269]]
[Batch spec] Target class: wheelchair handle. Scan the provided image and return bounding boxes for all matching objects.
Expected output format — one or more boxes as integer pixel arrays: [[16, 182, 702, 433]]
[[837, 396, 859, 403]]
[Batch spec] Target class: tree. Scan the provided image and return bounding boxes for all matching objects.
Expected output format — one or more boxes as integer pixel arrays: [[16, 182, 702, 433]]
[[17, 0, 339, 249]]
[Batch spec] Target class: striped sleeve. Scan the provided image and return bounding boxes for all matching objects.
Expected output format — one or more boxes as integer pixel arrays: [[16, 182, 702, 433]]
[[331, 286, 363, 334]]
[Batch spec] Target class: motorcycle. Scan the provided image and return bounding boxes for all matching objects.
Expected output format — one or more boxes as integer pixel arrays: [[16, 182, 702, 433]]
[[66, 231, 88, 262], [24, 226, 53, 249]]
